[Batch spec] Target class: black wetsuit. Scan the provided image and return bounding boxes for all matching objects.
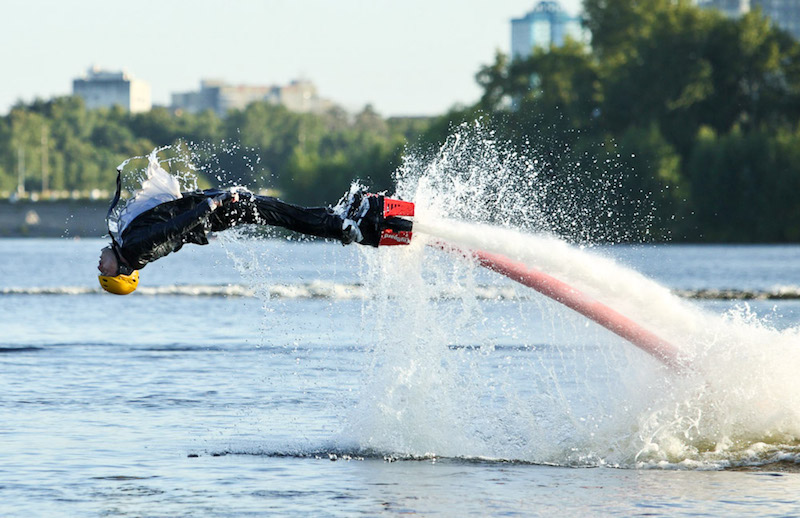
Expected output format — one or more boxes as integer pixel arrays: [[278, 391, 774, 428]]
[[116, 189, 345, 270]]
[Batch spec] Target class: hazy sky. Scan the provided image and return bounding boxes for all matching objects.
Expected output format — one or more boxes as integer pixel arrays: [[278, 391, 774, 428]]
[[2, 0, 582, 117]]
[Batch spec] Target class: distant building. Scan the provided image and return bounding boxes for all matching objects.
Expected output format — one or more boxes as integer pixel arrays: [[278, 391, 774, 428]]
[[752, 0, 800, 39], [171, 79, 276, 115], [696, 0, 750, 17], [696, 0, 800, 39], [279, 80, 332, 113], [511, 1, 587, 59], [72, 66, 151, 113], [171, 79, 334, 116]]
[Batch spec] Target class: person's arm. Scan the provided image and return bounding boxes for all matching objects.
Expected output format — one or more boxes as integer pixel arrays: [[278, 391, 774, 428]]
[[145, 200, 217, 242], [121, 200, 217, 269]]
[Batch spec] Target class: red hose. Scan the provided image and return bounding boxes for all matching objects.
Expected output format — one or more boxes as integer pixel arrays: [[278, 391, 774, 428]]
[[444, 244, 684, 370]]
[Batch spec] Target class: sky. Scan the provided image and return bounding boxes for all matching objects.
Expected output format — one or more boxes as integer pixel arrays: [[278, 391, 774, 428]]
[[1, 0, 582, 118]]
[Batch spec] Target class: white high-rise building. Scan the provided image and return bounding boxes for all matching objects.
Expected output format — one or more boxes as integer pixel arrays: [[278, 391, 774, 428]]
[[697, 0, 800, 39], [72, 67, 151, 113], [752, 0, 800, 40], [696, 0, 750, 17], [511, 1, 588, 59]]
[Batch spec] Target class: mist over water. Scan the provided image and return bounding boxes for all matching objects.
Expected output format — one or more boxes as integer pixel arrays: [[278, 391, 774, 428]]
[[346, 122, 800, 468]]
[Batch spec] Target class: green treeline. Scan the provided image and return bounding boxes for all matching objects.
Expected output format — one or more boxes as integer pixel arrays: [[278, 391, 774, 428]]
[[0, 98, 429, 206], [3, 0, 800, 240], [440, 0, 800, 241]]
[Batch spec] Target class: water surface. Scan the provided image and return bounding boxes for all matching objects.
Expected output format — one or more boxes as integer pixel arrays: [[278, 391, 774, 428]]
[[2, 238, 800, 516]]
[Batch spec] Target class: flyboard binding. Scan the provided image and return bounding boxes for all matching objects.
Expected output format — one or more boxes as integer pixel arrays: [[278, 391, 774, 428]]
[[363, 194, 415, 247]]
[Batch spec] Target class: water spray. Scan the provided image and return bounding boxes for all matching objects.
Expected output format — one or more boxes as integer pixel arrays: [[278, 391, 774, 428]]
[[371, 196, 684, 371]]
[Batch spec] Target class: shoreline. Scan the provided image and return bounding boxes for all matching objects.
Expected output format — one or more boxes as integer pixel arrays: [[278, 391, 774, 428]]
[[0, 199, 107, 238]]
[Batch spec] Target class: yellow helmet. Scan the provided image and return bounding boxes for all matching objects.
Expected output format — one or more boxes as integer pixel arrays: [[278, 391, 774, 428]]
[[98, 270, 140, 295]]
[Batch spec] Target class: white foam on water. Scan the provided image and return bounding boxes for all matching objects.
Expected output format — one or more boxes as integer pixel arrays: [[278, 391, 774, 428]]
[[344, 122, 800, 468]]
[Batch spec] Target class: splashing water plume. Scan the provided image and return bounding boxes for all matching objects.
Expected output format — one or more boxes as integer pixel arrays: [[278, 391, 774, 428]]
[[347, 122, 800, 468], [113, 135, 800, 469]]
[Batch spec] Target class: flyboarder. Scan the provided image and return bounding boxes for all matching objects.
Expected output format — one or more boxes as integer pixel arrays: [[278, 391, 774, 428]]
[[97, 159, 413, 295]]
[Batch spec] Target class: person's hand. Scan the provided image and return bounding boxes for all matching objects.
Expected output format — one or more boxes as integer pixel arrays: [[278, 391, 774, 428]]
[[208, 192, 232, 211], [341, 218, 364, 245], [208, 191, 242, 211]]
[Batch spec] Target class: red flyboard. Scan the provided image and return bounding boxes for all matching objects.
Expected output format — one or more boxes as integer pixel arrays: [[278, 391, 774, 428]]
[[471, 248, 684, 370], [377, 196, 415, 246]]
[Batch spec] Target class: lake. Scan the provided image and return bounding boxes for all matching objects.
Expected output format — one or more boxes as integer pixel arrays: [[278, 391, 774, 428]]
[[2, 236, 800, 516]]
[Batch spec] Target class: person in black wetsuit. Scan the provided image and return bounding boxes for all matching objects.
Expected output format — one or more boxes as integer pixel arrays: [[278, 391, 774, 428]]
[[97, 187, 378, 295]]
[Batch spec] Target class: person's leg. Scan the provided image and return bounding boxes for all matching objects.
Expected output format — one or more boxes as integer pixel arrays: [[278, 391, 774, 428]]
[[250, 195, 345, 240], [206, 191, 345, 241]]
